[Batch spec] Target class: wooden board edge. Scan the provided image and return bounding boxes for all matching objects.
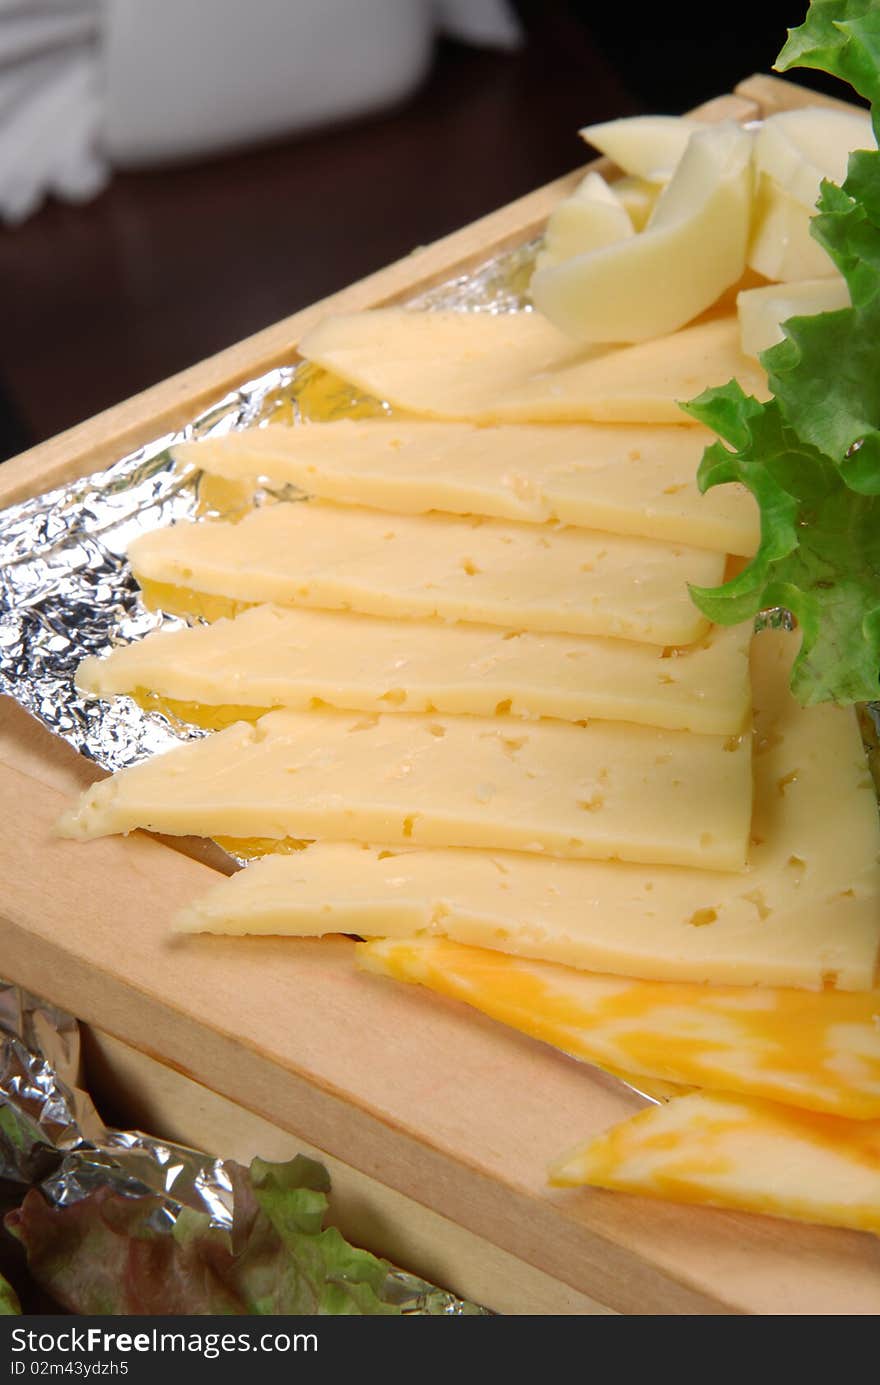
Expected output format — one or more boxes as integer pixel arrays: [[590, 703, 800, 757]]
[[735, 71, 866, 115], [83, 1028, 617, 1316], [0, 89, 760, 510]]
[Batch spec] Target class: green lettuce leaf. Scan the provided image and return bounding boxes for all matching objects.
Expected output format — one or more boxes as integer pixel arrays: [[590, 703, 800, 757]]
[[682, 0, 880, 703], [776, 0, 880, 119], [760, 154, 880, 492], [4, 1155, 400, 1316], [683, 384, 880, 704]]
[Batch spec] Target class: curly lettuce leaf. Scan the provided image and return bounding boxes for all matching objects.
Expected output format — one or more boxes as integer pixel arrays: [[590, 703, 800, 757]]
[[760, 153, 880, 492], [683, 383, 880, 704], [683, 0, 880, 703], [222, 1156, 399, 1316], [5, 1154, 400, 1316], [776, 0, 880, 120]]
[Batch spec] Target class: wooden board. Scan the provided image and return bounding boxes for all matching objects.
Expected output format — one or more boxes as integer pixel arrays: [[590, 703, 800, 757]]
[[2, 76, 879, 1315], [82, 1028, 614, 1316]]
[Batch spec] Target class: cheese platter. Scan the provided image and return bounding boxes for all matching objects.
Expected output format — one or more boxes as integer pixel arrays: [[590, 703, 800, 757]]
[[1, 55, 880, 1315]]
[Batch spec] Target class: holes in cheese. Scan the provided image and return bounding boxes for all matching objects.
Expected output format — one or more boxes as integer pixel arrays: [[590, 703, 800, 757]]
[[127, 502, 726, 646], [56, 703, 753, 871], [166, 631, 880, 991], [297, 310, 769, 424], [354, 937, 880, 1119], [548, 1091, 880, 1237], [76, 603, 752, 735], [172, 419, 759, 556], [531, 123, 753, 344]]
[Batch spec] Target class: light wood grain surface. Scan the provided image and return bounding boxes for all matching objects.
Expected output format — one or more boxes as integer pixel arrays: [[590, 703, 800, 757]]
[[3, 77, 879, 1315]]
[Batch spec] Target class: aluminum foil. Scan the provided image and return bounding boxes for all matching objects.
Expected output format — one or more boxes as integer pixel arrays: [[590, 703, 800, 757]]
[[0, 242, 536, 773], [0, 976, 485, 1314]]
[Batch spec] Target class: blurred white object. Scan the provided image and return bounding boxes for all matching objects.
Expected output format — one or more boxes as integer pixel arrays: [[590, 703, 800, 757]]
[[0, 1, 106, 224], [0, 0, 521, 224]]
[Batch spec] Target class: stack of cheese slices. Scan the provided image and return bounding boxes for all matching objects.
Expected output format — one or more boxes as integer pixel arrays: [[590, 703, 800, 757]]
[[61, 110, 880, 1238]]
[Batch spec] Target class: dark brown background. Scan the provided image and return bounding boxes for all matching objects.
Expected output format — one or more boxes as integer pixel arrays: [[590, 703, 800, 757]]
[[0, 2, 845, 461]]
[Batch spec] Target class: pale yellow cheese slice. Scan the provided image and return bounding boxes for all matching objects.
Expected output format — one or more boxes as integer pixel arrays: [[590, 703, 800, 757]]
[[127, 502, 726, 646], [58, 702, 753, 870], [549, 1090, 880, 1237], [354, 937, 880, 1119], [164, 632, 880, 990], [172, 420, 758, 556], [76, 604, 752, 735], [297, 310, 769, 424]]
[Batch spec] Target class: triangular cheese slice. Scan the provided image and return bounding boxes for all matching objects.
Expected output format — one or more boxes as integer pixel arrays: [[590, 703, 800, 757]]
[[172, 419, 758, 556], [298, 310, 768, 424], [168, 632, 880, 991], [355, 937, 880, 1119], [549, 1090, 880, 1237], [127, 501, 726, 646], [58, 700, 752, 871], [77, 604, 752, 735]]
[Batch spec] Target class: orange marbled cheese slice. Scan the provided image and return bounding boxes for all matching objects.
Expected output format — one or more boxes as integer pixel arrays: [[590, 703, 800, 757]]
[[549, 1090, 880, 1236], [356, 937, 880, 1120]]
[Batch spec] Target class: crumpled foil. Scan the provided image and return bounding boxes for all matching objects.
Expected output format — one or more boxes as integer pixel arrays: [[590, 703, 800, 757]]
[[0, 976, 486, 1314], [0, 244, 535, 773]]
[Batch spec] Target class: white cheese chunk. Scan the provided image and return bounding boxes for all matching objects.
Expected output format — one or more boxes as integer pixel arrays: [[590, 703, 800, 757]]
[[747, 173, 837, 281], [536, 171, 634, 271], [579, 115, 699, 183], [754, 107, 874, 210], [532, 124, 753, 343]]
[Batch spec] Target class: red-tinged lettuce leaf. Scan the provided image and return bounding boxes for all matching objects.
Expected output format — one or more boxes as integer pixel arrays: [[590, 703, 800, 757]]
[[0, 1270, 21, 1316], [222, 1157, 399, 1316], [776, 0, 880, 122], [682, 384, 880, 705], [5, 1155, 400, 1316]]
